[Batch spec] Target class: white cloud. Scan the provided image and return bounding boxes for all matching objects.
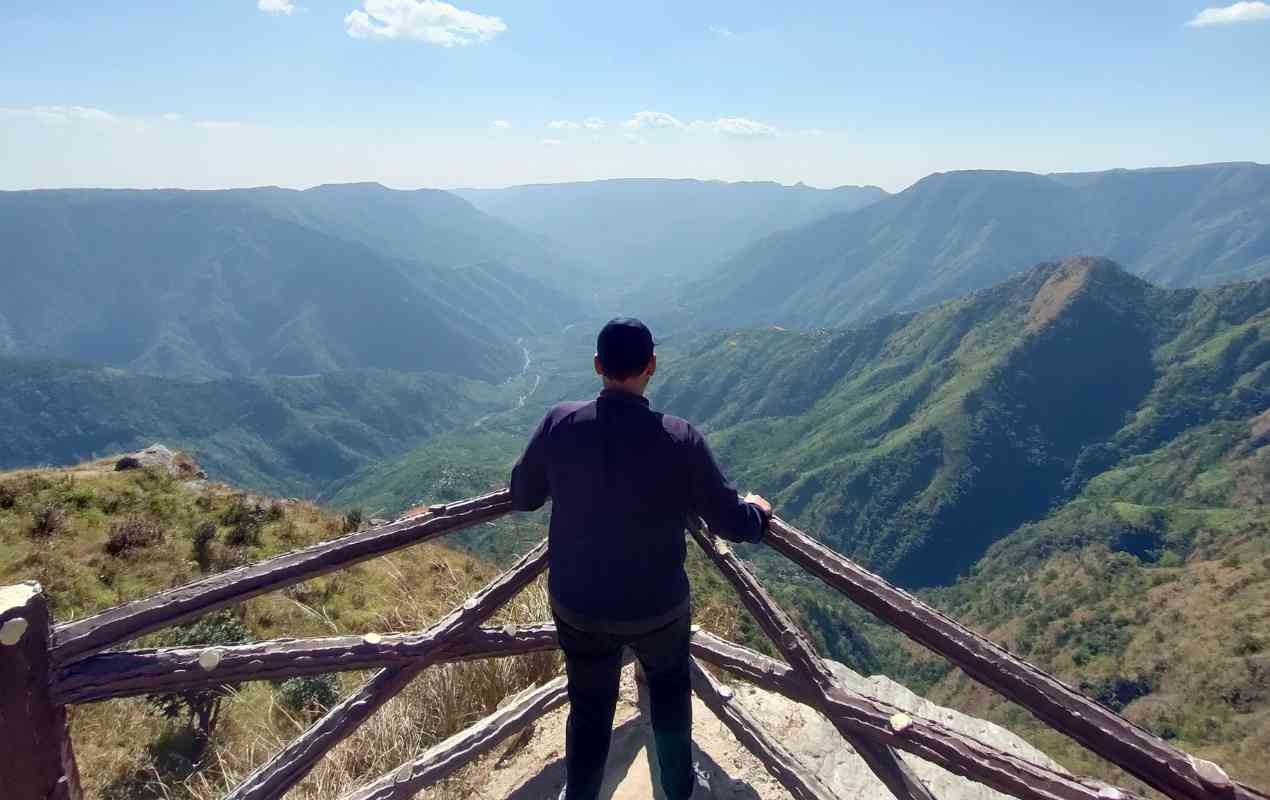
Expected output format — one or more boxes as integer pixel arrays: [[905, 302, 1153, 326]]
[[0, 105, 122, 127], [548, 120, 580, 130], [490, 119, 511, 129], [540, 138, 563, 146], [620, 110, 685, 131], [194, 120, 245, 130], [345, 0, 506, 46], [583, 117, 606, 130], [690, 117, 779, 138], [162, 112, 184, 122], [1186, 1, 1270, 26], [709, 24, 736, 38], [258, 0, 297, 15]]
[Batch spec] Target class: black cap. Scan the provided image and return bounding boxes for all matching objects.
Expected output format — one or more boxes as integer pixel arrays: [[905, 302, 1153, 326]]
[[597, 317, 655, 379]]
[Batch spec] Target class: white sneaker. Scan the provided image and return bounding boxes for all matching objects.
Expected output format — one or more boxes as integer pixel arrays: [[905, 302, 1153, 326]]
[[689, 762, 713, 798]]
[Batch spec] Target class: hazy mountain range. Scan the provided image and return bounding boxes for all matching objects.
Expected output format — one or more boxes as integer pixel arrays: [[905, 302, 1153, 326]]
[[455, 178, 888, 283], [0, 186, 585, 381], [682, 162, 1270, 329]]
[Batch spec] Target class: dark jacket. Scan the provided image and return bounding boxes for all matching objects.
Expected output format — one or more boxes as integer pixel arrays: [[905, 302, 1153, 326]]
[[510, 388, 768, 633]]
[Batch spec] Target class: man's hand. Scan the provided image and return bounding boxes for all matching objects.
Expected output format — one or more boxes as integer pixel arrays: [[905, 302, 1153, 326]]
[[743, 492, 772, 517]]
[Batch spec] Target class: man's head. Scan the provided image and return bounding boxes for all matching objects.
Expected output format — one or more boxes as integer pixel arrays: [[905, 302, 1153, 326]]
[[595, 317, 656, 393]]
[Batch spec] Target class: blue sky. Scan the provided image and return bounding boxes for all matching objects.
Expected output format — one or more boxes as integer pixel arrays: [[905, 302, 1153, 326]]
[[1, 1, 1267, 191]]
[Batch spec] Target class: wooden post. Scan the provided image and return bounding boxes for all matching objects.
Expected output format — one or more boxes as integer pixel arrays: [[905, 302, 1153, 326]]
[[688, 521, 935, 800], [225, 539, 549, 800], [688, 657, 838, 800], [763, 516, 1263, 800], [0, 582, 81, 800]]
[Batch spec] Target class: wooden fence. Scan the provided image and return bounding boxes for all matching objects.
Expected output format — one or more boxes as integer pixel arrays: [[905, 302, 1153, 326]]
[[3, 488, 1266, 800]]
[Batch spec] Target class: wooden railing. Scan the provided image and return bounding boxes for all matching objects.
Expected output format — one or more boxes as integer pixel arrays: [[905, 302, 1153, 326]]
[[3, 490, 1266, 800]]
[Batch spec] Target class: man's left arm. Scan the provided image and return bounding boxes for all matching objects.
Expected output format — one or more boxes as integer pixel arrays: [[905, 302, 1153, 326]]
[[510, 412, 552, 511]]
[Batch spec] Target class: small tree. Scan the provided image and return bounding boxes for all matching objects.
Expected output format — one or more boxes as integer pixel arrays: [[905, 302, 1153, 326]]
[[342, 507, 364, 533], [147, 610, 251, 747], [276, 674, 341, 719], [191, 520, 217, 569]]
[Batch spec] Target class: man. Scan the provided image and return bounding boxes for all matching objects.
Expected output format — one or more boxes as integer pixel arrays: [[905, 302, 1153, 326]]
[[510, 317, 772, 800]]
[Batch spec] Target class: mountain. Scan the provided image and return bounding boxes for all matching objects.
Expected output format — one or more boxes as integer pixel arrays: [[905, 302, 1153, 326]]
[[0, 188, 585, 380], [454, 179, 888, 285], [228, 182, 588, 288], [899, 411, 1270, 787], [651, 257, 1269, 585], [684, 162, 1270, 329], [0, 357, 506, 496]]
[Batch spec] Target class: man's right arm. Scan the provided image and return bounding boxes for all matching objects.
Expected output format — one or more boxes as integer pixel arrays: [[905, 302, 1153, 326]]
[[510, 412, 552, 511], [687, 426, 770, 543]]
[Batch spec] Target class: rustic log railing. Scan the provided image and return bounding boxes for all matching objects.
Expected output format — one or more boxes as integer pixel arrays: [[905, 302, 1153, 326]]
[[3, 492, 1265, 800]]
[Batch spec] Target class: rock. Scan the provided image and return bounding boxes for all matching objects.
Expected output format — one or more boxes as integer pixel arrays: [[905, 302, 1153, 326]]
[[114, 444, 201, 477], [473, 661, 1064, 800]]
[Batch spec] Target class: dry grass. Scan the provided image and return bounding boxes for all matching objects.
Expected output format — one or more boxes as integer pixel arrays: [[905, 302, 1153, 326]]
[[78, 576, 559, 800], [1, 461, 560, 800]]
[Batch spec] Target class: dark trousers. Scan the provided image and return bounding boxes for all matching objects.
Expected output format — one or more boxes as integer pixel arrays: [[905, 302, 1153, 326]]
[[553, 611, 694, 800]]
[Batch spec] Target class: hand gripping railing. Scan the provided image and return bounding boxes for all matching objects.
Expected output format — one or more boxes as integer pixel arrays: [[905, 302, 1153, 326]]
[[2, 490, 1263, 800]]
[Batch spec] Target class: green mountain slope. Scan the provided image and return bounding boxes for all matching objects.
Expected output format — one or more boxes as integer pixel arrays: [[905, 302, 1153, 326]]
[[0, 357, 506, 496], [328, 257, 1269, 590], [0, 188, 585, 381], [685, 162, 1270, 330], [653, 257, 1269, 584], [894, 412, 1270, 788], [456, 178, 887, 283]]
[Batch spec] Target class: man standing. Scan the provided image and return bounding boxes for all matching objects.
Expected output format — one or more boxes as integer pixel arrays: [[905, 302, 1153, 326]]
[[510, 318, 772, 800]]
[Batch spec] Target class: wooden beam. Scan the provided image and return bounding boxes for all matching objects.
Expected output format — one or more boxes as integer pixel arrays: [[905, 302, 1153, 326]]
[[338, 676, 568, 800], [688, 656, 838, 800], [223, 539, 547, 800], [52, 490, 514, 665], [689, 520, 935, 800], [764, 516, 1264, 800], [0, 582, 81, 800], [689, 630, 1149, 800], [53, 624, 559, 705]]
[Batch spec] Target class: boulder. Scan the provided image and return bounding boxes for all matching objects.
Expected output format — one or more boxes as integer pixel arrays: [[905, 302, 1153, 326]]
[[114, 444, 201, 477]]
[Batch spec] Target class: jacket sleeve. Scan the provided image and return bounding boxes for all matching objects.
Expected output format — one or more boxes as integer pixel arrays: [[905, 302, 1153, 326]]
[[688, 426, 768, 543], [510, 411, 552, 511]]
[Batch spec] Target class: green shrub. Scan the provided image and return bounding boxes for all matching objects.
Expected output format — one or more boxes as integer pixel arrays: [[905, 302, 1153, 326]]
[[29, 503, 67, 538], [191, 521, 217, 569], [342, 507, 364, 533], [147, 610, 251, 747], [276, 674, 341, 717], [57, 479, 96, 510], [0, 481, 19, 510], [1157, 550, 1184, 568], [105, 517, 165, 557], [226, 517, 262, 547]]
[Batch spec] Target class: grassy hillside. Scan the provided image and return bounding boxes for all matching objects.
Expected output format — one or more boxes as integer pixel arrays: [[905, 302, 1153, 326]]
[[0, 455, 572, 799], [684, 162, 1270, 330], [0, 454, 764, 799]]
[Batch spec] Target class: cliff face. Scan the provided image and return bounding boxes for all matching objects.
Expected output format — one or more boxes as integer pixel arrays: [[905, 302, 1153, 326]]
[[467, 663, 1060, 799]]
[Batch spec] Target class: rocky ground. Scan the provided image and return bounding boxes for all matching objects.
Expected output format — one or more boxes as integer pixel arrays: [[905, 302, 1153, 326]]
[[454, 662, 1062, 799]]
